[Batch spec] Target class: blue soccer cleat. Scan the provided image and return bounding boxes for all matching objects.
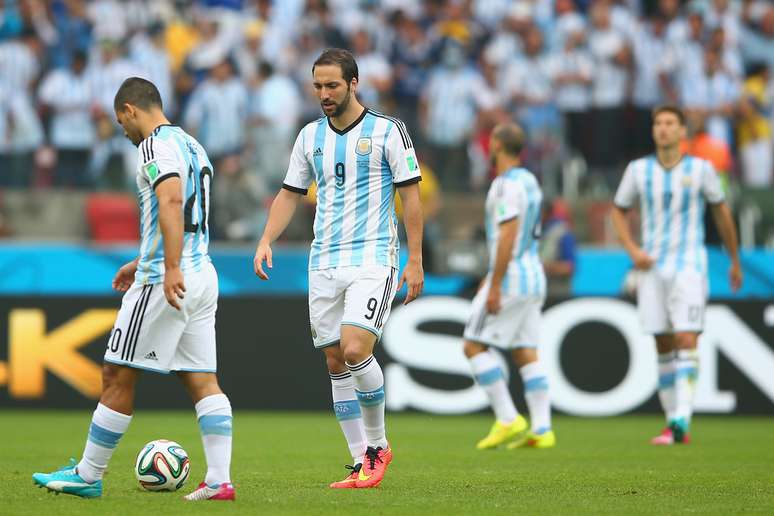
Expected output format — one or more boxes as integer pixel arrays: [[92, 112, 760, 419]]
[[32, 459, 102, 498]]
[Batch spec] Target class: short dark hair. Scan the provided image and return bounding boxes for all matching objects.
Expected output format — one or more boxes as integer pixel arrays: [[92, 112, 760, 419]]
[[492, 123, 525, 156], [312, 48, 359, 83], [652, 105, 686, 126], [113, 77, 163, 113]]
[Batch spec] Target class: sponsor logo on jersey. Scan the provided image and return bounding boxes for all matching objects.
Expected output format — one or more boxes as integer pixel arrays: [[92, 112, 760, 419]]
[[356, 137, 372, 156]]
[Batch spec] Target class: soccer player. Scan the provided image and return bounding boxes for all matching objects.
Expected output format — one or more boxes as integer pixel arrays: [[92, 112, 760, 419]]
[[462, 123, 555, 451], [611, 105, 742, 445], [32, 78, 235, 501], [253, 48, 424, 488]]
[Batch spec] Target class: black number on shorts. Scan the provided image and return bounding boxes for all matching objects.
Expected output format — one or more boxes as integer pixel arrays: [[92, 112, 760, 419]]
[[108, 328, 122, 353], [532, 217, 542, 240], [184, 165, 212, 233], [365, 297, 378, 320], [335, 162, 345, 188]]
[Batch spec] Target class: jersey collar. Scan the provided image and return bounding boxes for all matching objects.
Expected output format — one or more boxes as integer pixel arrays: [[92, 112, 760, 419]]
[[327, 107, 368, 135]]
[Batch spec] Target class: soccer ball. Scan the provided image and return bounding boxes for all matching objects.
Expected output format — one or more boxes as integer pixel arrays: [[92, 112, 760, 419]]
[[134, 439, 190, 491]]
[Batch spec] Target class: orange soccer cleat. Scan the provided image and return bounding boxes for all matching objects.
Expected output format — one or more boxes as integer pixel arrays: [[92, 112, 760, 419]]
[[329, 464, 362, 489], [355, 446, 393, 488]]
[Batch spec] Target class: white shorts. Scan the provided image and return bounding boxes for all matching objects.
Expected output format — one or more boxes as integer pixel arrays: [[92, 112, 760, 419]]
[[309, 265, 397, 348], [463, 284, 544, 350], [104, 261, 219, 374], [637, 268, 707, 335]]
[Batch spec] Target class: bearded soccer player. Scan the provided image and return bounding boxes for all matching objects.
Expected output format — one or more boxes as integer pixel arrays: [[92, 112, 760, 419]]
[[253, 49, 424, 488], [32, 78, 235, 501], [463, 123, 555, 451], [611, 105, 742, 445]]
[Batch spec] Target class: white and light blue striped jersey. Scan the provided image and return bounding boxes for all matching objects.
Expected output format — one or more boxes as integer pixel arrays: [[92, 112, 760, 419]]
[[485, 168, 546, 297], [135, 125, 213, 284], [283, 109, 421, 271], [614, 155, 725, 275]]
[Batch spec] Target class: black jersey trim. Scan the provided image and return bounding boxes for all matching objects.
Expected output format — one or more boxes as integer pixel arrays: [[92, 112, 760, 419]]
[[370, 111, 413, 149], [498, 215, 519, 225], [152, 172, 180, 190], [327, 107, 368, 135], [282, 183, 308, 195], [394, 176, 422, 188], [152, 123, 175, 136]]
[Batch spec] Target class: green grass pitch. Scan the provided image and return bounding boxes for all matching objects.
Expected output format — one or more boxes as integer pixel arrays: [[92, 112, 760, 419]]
[[2, 411, 773, 515]]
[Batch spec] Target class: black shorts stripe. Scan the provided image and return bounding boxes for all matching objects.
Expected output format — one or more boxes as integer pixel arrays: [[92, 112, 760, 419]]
[[373, 269, 392, 329], [347, 355, 374, 372], [128, 285, 154, 362], [474, 305, 488, 336], [123, 285, 151, 362], [375, 268, 396, 329], [120, 285, 148, 361]]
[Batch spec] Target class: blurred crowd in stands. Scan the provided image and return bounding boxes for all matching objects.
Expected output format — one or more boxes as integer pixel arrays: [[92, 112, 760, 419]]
[[0, 0, 772, 244]]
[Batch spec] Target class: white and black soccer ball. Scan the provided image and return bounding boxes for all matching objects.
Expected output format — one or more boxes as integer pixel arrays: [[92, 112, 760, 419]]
[[134, 439, 190, 491]]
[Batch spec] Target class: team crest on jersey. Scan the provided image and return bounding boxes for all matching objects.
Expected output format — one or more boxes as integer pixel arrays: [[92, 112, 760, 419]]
[[144, 161, 159, 181], [355, 137, 372, 156]]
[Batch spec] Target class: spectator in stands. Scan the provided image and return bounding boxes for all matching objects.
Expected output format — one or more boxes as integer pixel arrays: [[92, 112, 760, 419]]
[[502, 25, 562, 193], [38, 50, 94, 188], [420, 39, 496, 191], [708, 26, 744, 80], [184, 57, 248, 164], [351, 29, 392, 112], [87, 38, 140, 189], [588, 0, 630, 188], [247, 60, 301, 189], [539, 197, 577, 298], [682, 47, 740, 147], [737, 63, 772, 188], [234, 19, 265, 85], [391, 10, 432, 142], [547, 14, 592, 162], [129, 21, 175, 117], [48, 0, 92, 69]]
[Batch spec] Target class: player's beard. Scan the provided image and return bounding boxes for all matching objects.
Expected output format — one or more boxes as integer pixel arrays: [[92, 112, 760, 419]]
[[322, 86, 352, 118]]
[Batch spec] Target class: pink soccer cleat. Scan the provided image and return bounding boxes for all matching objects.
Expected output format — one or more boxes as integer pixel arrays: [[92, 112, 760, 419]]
[[183, 482, 235, 501], [650, 427, 674, 445]]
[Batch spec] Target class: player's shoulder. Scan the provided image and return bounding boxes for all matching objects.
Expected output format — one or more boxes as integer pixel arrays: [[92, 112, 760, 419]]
[[368, 109, 408, 131], [684, 154, 713, 171], [138, 128, 177, 164], [368, 109, 413, 149], [625, 155, 655, 173]]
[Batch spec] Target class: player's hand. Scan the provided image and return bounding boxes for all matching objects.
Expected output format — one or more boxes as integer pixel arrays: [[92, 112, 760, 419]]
[[163, 266, 186, 310], [632, 248, 654, 270], [253, 241, 273, 280], [112, 260, 138, 292], [486, 284, 502, 314], [729, 260, 742, 292], [397, 259, 424, 305]]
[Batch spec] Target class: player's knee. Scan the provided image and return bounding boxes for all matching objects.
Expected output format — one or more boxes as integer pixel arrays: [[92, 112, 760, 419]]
[[101, 363, 136, 392], [675, 332, 698, 350], [341, 344, 369, 366], [325, 353, 347, 374], [512, 347, 538, 366], [463, 340, 485, 358]]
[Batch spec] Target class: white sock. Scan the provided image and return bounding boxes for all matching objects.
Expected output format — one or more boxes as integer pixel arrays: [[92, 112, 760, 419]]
[[469, 350, 517, 424], [330, 371, 367, 465], [77, 403, 132, 483], [673, 349, 699, 424], [347, 355, 388, 449], [195, 393, 232, 486], [657, 351, 677, 424], [520, 361, 551, 434]]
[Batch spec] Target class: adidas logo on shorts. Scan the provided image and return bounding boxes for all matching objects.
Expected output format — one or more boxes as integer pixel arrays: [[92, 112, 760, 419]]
[[144, 351, 158, 361]]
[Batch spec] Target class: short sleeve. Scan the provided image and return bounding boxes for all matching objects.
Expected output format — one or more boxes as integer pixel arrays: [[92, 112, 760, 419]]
[[139, 137, 181, 190], [385, 120, 422, 186], [494, 178, 522, 224], [701, 160, 725, 204], [282, 129, 313, 194], [614, 163, 638, 209]]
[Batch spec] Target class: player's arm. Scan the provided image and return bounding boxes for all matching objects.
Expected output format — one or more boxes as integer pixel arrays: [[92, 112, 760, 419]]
[[112, 257, 139, 292], [703, 162, 742, 291], [254, 129, 313, 280], [487, 217, 518, 314], [254, 188, 302, 280], [397, 182, 424, 304], [611, 164, 653, 270], [387, 121, 424, 304], [156, 176, 186, 310]]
